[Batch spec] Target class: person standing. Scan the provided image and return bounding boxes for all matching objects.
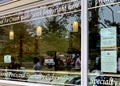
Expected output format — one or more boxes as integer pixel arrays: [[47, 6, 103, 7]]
[[66, 56, 72, 71], [33, 57, 40, 71], [75, 56, 81, 71], [94, 56, 101, 70]]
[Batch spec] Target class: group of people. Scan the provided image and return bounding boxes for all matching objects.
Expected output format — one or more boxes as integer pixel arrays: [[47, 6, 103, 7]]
[[54, 54, 81, 71], [8, 57, 21, 69], [66, 54, 81, 71], [8, 56, 41, 71], [8, 55, 80, 72]]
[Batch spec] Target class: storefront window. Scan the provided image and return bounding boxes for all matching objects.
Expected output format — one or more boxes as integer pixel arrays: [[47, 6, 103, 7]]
[[88, 0, 120, 85], [0, 0, 81, 85]]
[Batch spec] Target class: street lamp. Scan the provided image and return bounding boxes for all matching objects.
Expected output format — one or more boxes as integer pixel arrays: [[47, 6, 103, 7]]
[[36, 26, 42, 37], [34, 26, 42, 56], [73, 21, 78, 32], [9, 29, 14, 40], [68, 21, 79, 53]]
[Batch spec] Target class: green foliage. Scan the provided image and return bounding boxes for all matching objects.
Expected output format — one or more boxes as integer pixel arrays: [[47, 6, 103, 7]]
[[39, 17, 69, 53], [0, 11, 81, 63]]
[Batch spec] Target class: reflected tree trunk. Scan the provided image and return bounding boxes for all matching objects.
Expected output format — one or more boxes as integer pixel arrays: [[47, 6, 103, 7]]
[[34, 35, 39, 57], [19, 32, 23, 65], [69, 32, 73, 48]]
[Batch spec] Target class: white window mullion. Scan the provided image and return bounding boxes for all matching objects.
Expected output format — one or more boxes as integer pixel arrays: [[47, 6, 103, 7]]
[[81, 0, 88, 86]]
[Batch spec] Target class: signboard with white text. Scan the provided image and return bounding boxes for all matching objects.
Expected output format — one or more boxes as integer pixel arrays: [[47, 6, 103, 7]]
[[0, 0, 81, 26]]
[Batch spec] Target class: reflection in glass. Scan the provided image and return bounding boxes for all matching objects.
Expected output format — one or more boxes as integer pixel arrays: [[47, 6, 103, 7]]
[[88, 1, 120, 86], [36, 26, 42, 37], [73, 21, 78, 32], [9, 29, 14, 40]]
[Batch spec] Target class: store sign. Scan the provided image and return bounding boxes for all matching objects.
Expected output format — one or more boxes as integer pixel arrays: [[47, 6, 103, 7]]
[[89, 77, 120, 86], [0, 0, 81, 26], [100, 27, 117, 50]]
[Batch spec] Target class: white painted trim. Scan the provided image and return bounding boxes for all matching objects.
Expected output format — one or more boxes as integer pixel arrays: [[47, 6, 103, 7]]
[[0, 80, 53, 86], [0, 0, 78, 17], [0, 69, 80, 75], [0, 0, 60, 16], [81, 0, 88, 86], [0, 0, 16, 6], [0, 0, 41, 11]]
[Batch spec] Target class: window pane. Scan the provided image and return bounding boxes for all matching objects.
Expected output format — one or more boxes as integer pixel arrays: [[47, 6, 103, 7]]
[[88, 0, 120, 86], [0, 0, 81, 85]]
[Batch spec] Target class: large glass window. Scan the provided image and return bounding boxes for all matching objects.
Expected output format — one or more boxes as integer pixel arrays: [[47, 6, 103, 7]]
[[0, 0, 81, 85], [88, 0, 120, 86]]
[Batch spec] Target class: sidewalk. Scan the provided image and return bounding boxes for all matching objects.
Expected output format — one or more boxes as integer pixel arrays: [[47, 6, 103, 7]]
[[0, 80, 53, 86]]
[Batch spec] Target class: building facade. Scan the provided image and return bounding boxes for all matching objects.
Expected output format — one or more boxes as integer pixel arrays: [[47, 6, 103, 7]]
[[0, 0, 81, 85], [0, 0, 120, 86]]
